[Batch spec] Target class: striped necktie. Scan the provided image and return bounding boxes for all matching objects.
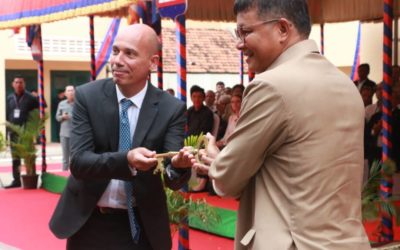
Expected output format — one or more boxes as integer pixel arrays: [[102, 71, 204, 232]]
[[119, 98, 140, 243]]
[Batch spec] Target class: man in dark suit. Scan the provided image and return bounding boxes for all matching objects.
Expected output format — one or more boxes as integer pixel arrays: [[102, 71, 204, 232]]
[[354, 63, 376, 106], [5, 76, 39, 188], [49, 24, 193, 250]]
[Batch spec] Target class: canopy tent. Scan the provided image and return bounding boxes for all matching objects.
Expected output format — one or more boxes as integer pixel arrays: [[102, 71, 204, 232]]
[[0, 0, 399, 30], [0, 0, 135, 29], [185, 0, 400, 24]]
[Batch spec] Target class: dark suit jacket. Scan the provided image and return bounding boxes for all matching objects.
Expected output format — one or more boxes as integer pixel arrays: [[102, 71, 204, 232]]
[[6, 91, 39, 125], [49, 79, 189, 250], [392, 108, 400, 169], [365, 111, 382, 165], [354, 78, 376, 91]]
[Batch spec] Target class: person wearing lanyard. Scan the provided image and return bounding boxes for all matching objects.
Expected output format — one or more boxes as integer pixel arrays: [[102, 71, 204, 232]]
[[5, 76, 39, 188]]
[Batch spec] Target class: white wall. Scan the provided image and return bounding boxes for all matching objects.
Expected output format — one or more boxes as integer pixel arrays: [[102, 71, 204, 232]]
[[309, 21, 387, 84]]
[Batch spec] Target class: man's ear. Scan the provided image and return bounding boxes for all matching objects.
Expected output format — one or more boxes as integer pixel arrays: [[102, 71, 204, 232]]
[[149, 54, 159, 71], [277, 18, 291, 42]]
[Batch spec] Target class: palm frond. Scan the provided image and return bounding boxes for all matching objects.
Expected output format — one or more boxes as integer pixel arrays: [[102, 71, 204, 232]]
[[5, 110, 47, 176], [362, 159, 398, 224], [164, 133, 220, 230], [0, 131, 6, 152]]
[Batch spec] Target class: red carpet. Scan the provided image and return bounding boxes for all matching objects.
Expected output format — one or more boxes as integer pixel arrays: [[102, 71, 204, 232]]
[[0, 189, 65, 250], [4, 179, 396, 249], [363, 201, 400, 243], [0, 188, 233, 250]]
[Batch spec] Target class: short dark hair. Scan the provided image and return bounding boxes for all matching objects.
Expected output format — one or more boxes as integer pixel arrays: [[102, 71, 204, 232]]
[[358, 63, 370, 74], [13, 75, 24, 80], [232, 84, 245, 92], [216, 81, 225, 86], [233, 0, 311, 37], [190, 85, 205, 96]]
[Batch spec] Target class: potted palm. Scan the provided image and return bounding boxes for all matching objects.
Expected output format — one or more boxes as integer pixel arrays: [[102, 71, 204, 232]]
[[154, 134, 220, 235], [5, 109, 45, 189], [362, 159, 400, 247]]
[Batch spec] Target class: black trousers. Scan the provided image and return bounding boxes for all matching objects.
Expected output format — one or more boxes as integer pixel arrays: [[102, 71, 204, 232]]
[[67, 208, 152, 250], [10, 133, 21, 184]]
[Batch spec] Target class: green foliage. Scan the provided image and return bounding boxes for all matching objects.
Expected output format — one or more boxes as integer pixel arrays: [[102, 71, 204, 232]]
[[5, 109, 46, 176], [362, 159, 398, 223], [0, 131, 6, 152], [165, 187, 221, 235], [164, 133, 220, 234], [184, 132, 206, 149]]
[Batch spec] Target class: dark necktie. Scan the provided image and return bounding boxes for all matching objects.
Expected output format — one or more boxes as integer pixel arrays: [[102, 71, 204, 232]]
[[119, 98, 140, 243]]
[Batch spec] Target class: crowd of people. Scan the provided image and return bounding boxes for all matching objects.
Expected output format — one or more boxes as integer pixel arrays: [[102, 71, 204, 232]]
[[355, 63, 400, 172], [184, 82, 245, 194]]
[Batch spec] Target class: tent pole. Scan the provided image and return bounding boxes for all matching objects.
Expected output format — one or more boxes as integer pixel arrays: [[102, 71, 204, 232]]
[[320, 23, 324, 55], [158, 32, 163, 89], [380, 0, 394, 243], [89, 15, 96, 81], [176, 14, 189, 250], [394, 17, 398, 66]]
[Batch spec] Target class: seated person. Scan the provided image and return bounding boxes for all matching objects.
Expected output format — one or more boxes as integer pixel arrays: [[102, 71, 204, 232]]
[[217, 94, 242, 148]]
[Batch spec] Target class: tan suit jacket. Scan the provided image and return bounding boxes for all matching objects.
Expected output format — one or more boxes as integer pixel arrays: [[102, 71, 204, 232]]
[[209, 40, 371, 250]]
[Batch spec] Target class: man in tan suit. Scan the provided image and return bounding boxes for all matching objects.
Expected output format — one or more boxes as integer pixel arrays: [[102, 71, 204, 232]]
[[192, 0, 371, 249]]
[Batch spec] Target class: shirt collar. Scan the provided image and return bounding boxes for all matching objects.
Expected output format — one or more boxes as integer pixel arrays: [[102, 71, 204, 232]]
[[115, 84, 147, 109]]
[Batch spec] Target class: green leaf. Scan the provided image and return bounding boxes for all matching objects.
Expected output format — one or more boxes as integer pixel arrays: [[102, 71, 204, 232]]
[[4, 109, 47, 176], [362, 159, 399, 225]]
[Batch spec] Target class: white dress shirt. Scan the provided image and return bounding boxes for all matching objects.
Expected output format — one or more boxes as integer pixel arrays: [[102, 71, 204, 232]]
[[97, 84, 147, 209]]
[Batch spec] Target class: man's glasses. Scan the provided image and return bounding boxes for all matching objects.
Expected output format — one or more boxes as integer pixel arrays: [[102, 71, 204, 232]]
[[234, 19, 280, 43]]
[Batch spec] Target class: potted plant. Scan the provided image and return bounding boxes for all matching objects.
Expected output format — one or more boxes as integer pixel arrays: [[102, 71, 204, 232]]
[[154, 133, 221, 235], [362, 159, 400, 247], [5, 109, 46, 189]]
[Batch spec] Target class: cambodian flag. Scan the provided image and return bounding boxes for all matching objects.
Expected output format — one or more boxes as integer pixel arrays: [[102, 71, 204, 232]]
[[95, 18, 121, 77], [127, 1, 146, 25], [157, 0, 187, 19], [26, 25, 43, 62]]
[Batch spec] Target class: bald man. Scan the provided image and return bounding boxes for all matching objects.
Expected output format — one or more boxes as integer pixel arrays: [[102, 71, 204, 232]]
[[49, 24, 193, 250]]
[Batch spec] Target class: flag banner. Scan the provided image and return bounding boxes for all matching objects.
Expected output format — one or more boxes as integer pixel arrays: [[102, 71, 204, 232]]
[[26, 25, 43, 62], [150, 0, 161, 35], [351, 22, 361, 81], [0, 0, 133, 29], [128, 1, 147, 25], [95, 18, 121, 76], [157, 0, 187, 19]]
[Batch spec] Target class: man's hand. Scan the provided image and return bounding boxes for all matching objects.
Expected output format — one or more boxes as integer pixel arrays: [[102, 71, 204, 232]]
[[127, 147, 158, 171], [62, 112, 70, 121], [205, 133, 220, 158], [191, 133, 220, 175], [171, 146, 195, 168]]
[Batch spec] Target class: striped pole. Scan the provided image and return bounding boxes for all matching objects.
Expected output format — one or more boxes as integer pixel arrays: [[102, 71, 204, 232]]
[[158, 33, 163, 89], [380, 0, 394, 243], [89, 15, 96, 81], [239, 51, 244, 85], [38, 59, 46, 172], [320, 23, 324, 55], [176, 14, 189, 250], [176, 15, 187, 103]]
